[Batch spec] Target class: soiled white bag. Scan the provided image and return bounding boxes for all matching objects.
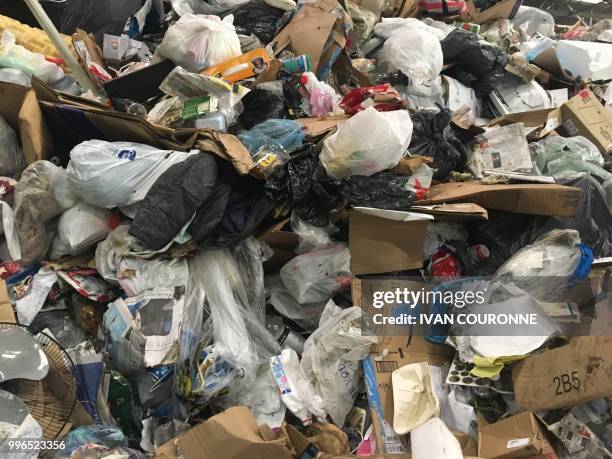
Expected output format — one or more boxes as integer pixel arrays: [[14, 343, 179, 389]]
[[52, 202, 113, 257], [156, 14, 241, 72], [67, 140, 194, 208], [320, 107, 413, 178]]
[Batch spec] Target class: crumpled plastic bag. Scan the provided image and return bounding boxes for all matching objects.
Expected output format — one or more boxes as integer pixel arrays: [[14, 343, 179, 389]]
[[238, 119, 304, 155], [155, 14, 242, 72], [51, 202, 114, 258], [172, 0, 249, 16], [0, 115, 26, 178], [280, 243, 351, 304], [0, 68, 31, 86], [232, 0, 287, 44], [409, 108, 467, 180], [441, 29, 508, 97], [379, 27, 443, 86], [320, 107, 413, 178], [13, 161, 77, 265], [301, 300, 377, 425], [0, 30, 64, 85], [512, 6, 555, 38], [67, 140, 195, 209]]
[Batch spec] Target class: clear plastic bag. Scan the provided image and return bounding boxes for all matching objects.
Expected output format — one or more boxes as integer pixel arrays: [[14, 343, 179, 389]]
[[67, 140, 195, 208], [52, 202, 113, 257], [291, 212, 336, 255], [493, 229, 594, 301], [320, 107, 413, 178], [239, 119, 304, 156], [0, 68, 30, 87], [0, 115, 26, 178], [155, 14, 242, 72], [301, 300, 377, 425], [0, 30, 64, 85], [512, 6, 555, 38], [280, 243, 351, 304], [118, 257, 189, 297], [378, 27, 443, 86]]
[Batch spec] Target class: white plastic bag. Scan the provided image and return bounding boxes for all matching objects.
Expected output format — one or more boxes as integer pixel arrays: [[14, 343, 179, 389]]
[[0, 68, 31, 86], [512, 6, 555, 38], [0, 30, 64, 85], [320, 107, 413, 178], [118, 257, 189, 297], [0, 115, 26, 178], [156, 14, 242, 72], [379, 27, 443, 86], [374, 17, 446, 40], [52, 203, 113, 257], [280, 243, 351, 304], [301, 300, 377, 425], [291, 212, 336, 255], [67, 140, 194, 208]]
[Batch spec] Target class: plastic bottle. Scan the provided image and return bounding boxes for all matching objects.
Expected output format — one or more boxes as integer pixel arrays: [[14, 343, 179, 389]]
[[266, 316, 305, 354]]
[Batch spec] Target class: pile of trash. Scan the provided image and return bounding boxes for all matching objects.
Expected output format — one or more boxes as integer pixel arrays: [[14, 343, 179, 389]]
[[0, 0, 611, 457]]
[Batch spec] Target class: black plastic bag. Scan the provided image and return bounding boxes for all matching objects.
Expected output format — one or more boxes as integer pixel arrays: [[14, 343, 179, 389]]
[[409, 108, 468, 180], [239, 88, 288, 130], [441, 29, 508, 97], [265, 144, 344, 227], [231, 1, 286, 44], [339, 172, 416, 209]]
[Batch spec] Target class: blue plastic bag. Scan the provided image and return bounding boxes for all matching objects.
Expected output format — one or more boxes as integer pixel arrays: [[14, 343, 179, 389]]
[[239, 119, 304, 156]]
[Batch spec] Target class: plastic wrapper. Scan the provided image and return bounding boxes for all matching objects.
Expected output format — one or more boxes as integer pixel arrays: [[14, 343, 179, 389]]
[[0, 30, 64, 85], [301, 300, 377, 426], [339, 83, 404, 115], [291, 212, 336, 255], [155, 13, 242, 72], [51, 203, 114, 258], [493, 229, 594, 301], [441, 29, 508, 97], [232, 0, 287, 44], [530, 136, 611, 183], [0, 68, 30, 86], [67, 140, 195, 209], [118, 257, 189, 297], [239, 119, 304, 155], [29, 311, 88, 349], [239, 88, 287, 129], [63, 425, 127, 456], [379, 27, 443, 86], [0, 115, 26, 179], [511, 6, 555, 38], [13, 161, 75, 265], [320, 107, 412, 178], [280, 243, 351, 304], [409, 108, 467, 180]]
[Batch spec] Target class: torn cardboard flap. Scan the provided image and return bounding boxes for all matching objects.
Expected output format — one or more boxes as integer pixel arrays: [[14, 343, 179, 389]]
[[298, 116, 350, 137], [154, 406, 294, 459], [0, 280, 15, 323], [394, 156, 433, 175], [416, 182, 580, 217], [409, 203, 488, 221], [349, 210, 429, 275], [478, 411, 546, 459], [512, 337, 612, 412]]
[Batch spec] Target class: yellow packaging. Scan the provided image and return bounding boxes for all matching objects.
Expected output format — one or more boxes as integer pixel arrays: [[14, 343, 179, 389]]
[[201, 48, 271, 83]]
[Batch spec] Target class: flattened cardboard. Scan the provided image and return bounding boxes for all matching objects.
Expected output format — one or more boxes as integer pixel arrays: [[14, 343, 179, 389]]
[[409, 203, 488, 222], [0, 81, 53, 164], [349, 211, 428, 275], [154, 406, 294, 459], [478, 412, 546, 459], [532, 47, 575, 84], [416, 182, 580, 217], [465, 0, 520, 24], [512, 337, 612, 412], [0, 280, 15, 323], [299, 116, 349, 137]]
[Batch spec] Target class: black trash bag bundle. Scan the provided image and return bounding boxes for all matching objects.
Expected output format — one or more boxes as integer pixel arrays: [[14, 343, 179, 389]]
[[130, 153, 274, 250], [231, 0, 287, 44], [409, 108, 467, 180], [551, 175, 612, 257], [266, 144, 344, 227], [339, 171, 417, 210], [239, 88, 288, 129], [441, 29, 508, 97]]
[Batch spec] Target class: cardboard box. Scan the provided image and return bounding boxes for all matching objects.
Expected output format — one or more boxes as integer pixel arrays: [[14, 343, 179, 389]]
[[478, 412, 549, 459], [0, 81, 53, 164], [154, 406, 294, 459], [465, 0, 520, 24], [349, 209, 430, 275], [0, 280, 15, 323], [512, 337, 612, 412], [542, 89, 612, 154], [416, 182, 580, 217]]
